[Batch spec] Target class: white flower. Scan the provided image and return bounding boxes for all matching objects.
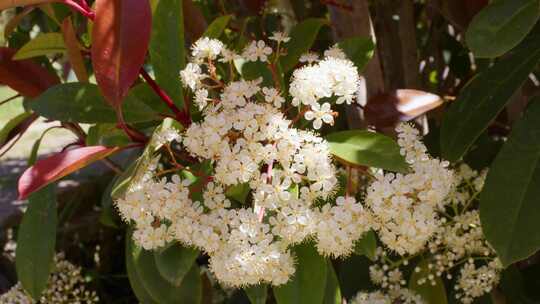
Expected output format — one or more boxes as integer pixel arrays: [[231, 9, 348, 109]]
[[191, 37, 223, 61], [219, 48, 240, 63], [243, 40, 273, 62], [304, 102, 334, 129], [180, 63, 205, 90], [324, 44, 347, 59], [194, 88, 210, 110], [262, 87, 285, 107], [269, 31, 290, 43], [299, 52, 319, 63]]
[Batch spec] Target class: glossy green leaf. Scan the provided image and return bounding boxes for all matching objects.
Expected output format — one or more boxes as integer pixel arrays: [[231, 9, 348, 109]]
[[15, 184, 57, 300], [441, 24, 540, 162], [274, 243, 327, 304], [150, 0, 185, 107], [466, 0, 540, 58], [99, 177, 120, 228], [234, 59, 274, 87], [338, 37, 375, 73], [280, 18, 327, 72], [154, 243, 199, 286], [86, 124, 130, 147], [326, 130, 408, 172], [27, 83, 159, 123], [409, 259, 448, 304], [13, 32, 65, 60], [354, 230, 377, 261], [323, 261, 341, 304], [480, 99, 540, 266], [130, 239, 202, 304], [203, 15, 232, 38], [226, 183, 251, 204], [245, 284, 268, 304], [126, 231, 158, 304]]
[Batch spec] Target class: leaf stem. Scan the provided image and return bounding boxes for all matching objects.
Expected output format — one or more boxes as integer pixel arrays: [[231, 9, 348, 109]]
[[139, 68, 191, 127]]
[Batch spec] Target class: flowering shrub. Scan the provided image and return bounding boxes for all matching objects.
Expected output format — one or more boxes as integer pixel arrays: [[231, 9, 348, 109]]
[[1, 0, 540, 303]]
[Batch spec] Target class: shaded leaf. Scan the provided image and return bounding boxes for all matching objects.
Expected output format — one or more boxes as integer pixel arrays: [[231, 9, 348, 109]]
[[323, 261, 341, 304], [91, 0, 152, 108], [150, 0, 185, 107], [130, 236, 202, 304], [354, 230, 377, 261], [27, 83, 159, 123], [15, 184, 57, 300], [203, 15, 232, 38], [154, 243, 199, 287], [0, 47, 60, 97], [274, 243, 327, 304], [126, 231, 158, 304], [0, 111, 33, 147], [440, 24, 540, 162], [61, 17, 88, 82], [245, 284, 267, 304], [18, 145, 121, 199], [279, 18, 327, 72], [86, 123, 130, 147], [13, 32, 65, 60], [365, 89, 443, 128], [480, 99, 540, 266], [409, 259, 448, 304], [338, 37, 375, 73], [466, 0, 540, 58], [326, 130, 408, 172]]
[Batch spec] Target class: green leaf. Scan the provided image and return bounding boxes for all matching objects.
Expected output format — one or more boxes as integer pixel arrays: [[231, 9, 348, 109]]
[[480, 99, 540, 266], [440, 24, 540, 162], [126, 231, 159, 304], [13, 32, 66, 60], [326, 130, 408, 172], [27, 83, 159, 124], [86, 123, 130, 147], [154, 243, 200, 287], [0, 111, 32, 145], [466, 0, 540, 58], [409, 259, 448, 304], [130, 238, 202, 304], [203, 15, 232, 38], [234, 59, 274, 86], [100, 177, 120, 228], [15, 184, 57, 300], [353, 230, 377, 261], [28, 138, 42, 166], [279, 18, 328, 72], [273, 243, 327, 304], [150, 0, 185, 108], [111, 118, 182, 199], [245, 284, 268, 304], [226, 183, 251, 204], [338, 37, 375, 73], [323, 261, 341, 304]]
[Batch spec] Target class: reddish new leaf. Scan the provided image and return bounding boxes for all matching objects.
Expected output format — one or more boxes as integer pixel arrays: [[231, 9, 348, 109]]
[[365, 89, 443, 128], [18, 146, 120, 199], [0, 48, 60, 97], [91, 0, 152, 108], [61, 17, 89, 82]]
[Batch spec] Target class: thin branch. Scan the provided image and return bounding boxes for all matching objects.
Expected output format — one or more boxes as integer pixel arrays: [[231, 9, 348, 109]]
[[0, 94, 21, 107]]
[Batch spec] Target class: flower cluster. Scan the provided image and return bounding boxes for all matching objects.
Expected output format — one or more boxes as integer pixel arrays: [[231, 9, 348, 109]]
[[116, 34, 370, 287], [365, 123, 454, 255], [351, 289, 425, 304], [0, 254, 98, 304], [359, 127, 501, 303]]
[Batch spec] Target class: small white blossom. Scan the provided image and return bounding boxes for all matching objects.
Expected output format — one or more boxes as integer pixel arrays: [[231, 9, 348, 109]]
[[262, 87, 285, 108], [304, 102, 334, 129], [243, 40, 273, 62], [180, 63, 205, 90], [191, 37, 223, 61], [299, 52, 319, 64], [269, 31, 290, 43]]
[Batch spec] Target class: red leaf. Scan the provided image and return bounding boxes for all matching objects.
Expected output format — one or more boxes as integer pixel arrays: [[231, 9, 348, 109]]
[[18, 146, 120, 199], [0, 48, 60, 97], [91, 0, 152, 109], [0, 0, 59, 10], [365, 89, 443, 128]]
